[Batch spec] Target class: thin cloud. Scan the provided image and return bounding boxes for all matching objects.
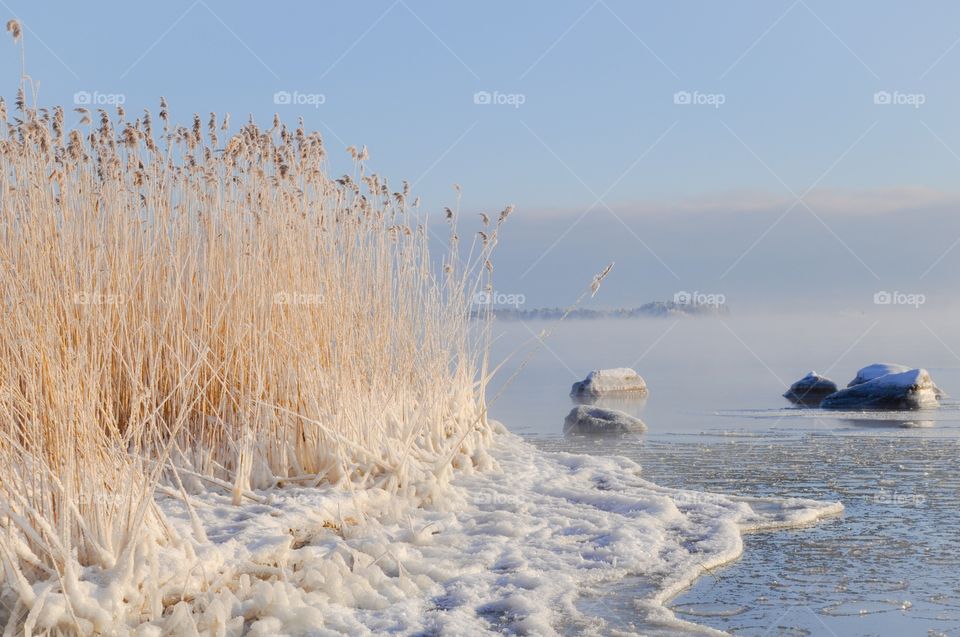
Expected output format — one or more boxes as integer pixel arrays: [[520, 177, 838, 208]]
[[518, 187, 960, 219]]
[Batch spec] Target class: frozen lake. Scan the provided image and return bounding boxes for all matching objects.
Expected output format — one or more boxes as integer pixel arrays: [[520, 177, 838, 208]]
[[487, 312, 960, 636]]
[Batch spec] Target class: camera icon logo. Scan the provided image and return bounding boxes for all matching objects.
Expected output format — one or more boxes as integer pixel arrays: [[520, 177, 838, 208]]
[[473, 91, 492, 105], [73, 91, 92, 105], [873, 91, 891, 105], [473, 291, 492, 305], [273, 91, 292, 105], [873, 290, 892, 305], [673, 91, 692, 105], [673, 290, 692, 305]]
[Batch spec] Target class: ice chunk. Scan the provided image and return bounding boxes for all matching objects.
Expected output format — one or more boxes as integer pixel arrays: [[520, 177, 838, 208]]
[[783, 371, 838, 405], [822, 368, 939, 410], [570, 368, 647, 397], [563, 406, 646, 435]]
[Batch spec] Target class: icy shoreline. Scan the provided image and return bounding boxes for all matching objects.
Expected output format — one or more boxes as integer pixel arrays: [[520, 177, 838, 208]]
[[36, 430, 841, 636]]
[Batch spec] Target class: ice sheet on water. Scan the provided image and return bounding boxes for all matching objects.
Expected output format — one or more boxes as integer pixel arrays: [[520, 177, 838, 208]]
[[623, 432, 960, 636]]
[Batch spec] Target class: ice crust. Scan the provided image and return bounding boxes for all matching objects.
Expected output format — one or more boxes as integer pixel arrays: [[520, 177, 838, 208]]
[[8, 432, 841, 636]]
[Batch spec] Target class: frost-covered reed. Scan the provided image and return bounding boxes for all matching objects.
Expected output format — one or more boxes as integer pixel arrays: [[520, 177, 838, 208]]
[[0, 75, 502, 630]]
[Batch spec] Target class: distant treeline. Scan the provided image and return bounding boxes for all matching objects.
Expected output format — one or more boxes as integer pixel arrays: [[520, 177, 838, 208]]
[[471, 300, 730, 320]]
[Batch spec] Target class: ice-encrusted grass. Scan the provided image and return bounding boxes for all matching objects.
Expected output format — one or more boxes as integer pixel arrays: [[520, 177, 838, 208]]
[[0, 65, 507, 630]]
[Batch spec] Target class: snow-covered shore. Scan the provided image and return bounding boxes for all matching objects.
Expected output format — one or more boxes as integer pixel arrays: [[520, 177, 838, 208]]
[[60, 428, 839, 636]]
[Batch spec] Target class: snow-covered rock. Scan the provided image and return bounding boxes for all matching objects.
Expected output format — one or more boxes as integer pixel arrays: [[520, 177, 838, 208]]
[[847, 362, 943, 397], [847, 363, 912, 387], [821, 368, 940, 410], [783, 371, 838, 405], [570, 368, 648, 398], [563, 405, 646, 435]]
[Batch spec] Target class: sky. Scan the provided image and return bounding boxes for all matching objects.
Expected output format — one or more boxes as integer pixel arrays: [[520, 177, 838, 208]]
[[2, 0, 959, 309]]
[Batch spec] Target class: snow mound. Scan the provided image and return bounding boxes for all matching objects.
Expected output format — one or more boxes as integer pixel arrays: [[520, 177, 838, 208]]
[[847, 362, 944, 397], [847, 363, 912, 387], [783, 371, 838, 405], [823, 368, 939, 410], [564, 405, 646, 435], [8, 433, 840, 635], [571, 368, 648, 398]]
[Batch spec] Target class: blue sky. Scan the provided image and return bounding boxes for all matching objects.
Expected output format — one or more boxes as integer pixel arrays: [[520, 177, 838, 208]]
[[3, 1, 960, 307]]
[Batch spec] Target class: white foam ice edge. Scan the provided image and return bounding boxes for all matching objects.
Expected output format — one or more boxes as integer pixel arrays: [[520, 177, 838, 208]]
[[41, 429, 842, 636]]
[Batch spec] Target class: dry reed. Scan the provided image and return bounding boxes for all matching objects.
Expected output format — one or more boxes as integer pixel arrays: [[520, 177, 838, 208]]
[[0, 81, 501, 631]]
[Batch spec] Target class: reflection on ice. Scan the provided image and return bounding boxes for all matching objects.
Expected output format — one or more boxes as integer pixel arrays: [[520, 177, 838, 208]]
[[562, 405, 647, 435], [571, 392, 648, 411], [840, 417, 936, 429], [714, 406, 953, 432]]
